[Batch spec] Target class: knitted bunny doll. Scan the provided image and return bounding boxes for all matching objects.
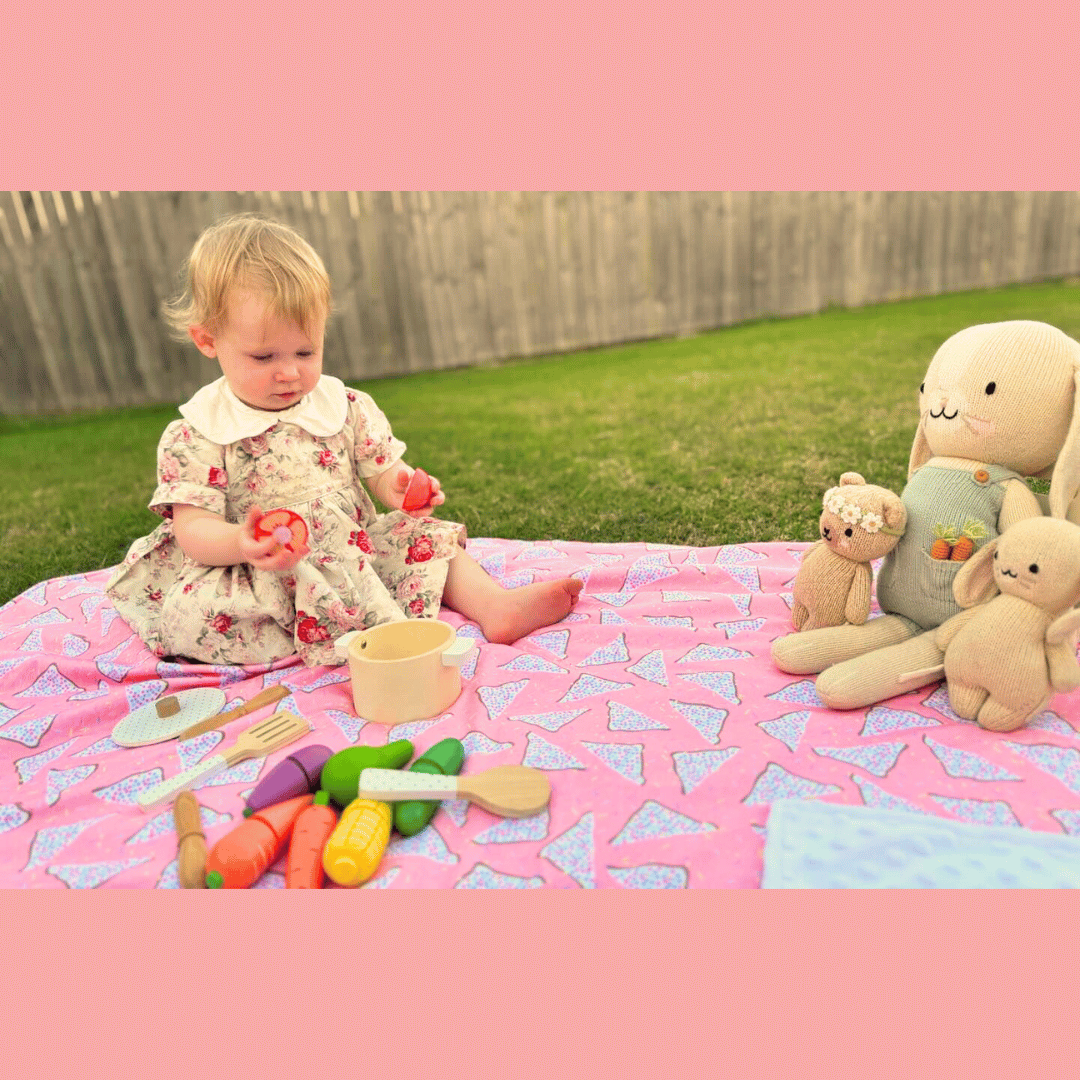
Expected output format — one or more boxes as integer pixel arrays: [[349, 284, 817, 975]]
[[934, 516, 1080, 731], [772, 320, 1080, 709], [791, 472, 906, 631]]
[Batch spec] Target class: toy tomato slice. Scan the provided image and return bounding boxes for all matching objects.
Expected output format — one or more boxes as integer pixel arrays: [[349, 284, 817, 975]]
[[254, 510, 308, 553], [402, 468, 433, 511]]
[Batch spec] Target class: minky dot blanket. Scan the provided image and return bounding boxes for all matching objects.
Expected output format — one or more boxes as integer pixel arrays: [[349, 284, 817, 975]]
[[3, 537, 1080, 889]]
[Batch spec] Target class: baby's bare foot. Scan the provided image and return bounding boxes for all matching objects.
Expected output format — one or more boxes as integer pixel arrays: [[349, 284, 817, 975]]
[[479, 578, 583, 645]]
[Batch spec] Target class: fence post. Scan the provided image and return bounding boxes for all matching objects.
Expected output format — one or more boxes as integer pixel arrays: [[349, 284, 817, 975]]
[[2, 192, 75, 412], [89, 192, 165, 401]]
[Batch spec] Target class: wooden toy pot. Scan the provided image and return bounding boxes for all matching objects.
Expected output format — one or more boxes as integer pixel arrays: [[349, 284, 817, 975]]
[[333, 620, 475, 725]]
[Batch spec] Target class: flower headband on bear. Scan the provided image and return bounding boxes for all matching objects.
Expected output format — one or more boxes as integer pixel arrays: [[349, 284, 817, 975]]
[[823, 489, 905, 537]]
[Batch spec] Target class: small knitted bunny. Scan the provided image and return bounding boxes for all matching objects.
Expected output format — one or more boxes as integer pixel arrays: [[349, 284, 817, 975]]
[[934, 516, 1080, 731], [791, 472, 907, 631]]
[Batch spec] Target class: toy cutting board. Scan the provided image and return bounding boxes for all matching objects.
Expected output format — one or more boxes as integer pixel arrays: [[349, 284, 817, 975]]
[[112, 688, 228, 748]]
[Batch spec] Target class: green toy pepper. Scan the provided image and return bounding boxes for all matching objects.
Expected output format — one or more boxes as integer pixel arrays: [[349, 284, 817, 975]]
[[393, 737, 465, 836]]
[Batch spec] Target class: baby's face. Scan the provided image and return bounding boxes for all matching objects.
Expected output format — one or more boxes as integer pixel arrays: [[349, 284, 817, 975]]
[[191, 291, 324, 412]]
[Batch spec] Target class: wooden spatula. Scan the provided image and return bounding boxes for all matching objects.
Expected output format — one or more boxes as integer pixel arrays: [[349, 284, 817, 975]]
[[356, 764, 551, 818], [136, 711, 310, 811]]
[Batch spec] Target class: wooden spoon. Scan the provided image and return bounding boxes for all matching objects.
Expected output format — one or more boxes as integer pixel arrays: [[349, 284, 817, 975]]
[[356, 764, 551, 818]]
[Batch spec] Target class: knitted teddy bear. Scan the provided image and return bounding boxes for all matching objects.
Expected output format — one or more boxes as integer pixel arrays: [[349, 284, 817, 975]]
[[791, 472, 906, 631], [771, 320, 1080, 709], [934, 515, 1080, 731]]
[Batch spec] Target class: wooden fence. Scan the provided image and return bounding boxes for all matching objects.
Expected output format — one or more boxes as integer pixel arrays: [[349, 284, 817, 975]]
[[3, 191, 1080, 415]]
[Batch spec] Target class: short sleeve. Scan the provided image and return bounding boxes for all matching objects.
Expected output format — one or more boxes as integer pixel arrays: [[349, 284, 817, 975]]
[[148, 420, 228, 519], [348, 390, 407, 478]]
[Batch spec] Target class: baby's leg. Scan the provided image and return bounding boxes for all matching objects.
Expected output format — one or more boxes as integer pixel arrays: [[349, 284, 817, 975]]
[[441, 548, 583, 645], [771, 615, 914, 675], [814, 628, 942, 710], [946, 681, 989, 721]]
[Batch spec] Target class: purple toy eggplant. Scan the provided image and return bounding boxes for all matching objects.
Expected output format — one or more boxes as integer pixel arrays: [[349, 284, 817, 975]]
[[243, 744, 334, 816]]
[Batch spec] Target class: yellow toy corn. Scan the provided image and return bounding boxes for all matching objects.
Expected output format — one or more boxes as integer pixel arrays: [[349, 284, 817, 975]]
[[322, 797, 392, 887]]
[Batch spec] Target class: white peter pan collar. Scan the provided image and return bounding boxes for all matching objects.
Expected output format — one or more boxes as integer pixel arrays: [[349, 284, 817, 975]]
[[178, 375, 350, 443]]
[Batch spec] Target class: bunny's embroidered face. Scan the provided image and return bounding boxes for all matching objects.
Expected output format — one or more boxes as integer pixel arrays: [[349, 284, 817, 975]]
[[916, 321, 1078, 476], [989, 517, 1080, 611]]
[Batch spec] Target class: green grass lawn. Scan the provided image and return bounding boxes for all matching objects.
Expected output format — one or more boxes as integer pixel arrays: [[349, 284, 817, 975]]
[[3, 279, 1079, 605]]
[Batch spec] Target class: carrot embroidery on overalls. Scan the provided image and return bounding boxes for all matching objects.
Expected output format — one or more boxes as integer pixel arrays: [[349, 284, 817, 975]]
[[930, 517, 988, 561]]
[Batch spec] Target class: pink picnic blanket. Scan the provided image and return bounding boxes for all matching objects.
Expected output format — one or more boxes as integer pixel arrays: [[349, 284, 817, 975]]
[[2, 538, 1080, 889]]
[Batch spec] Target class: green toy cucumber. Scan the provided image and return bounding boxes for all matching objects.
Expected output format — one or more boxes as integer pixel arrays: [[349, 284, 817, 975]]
[[393, 737, 465, 836], [320, 740, 414, 808]]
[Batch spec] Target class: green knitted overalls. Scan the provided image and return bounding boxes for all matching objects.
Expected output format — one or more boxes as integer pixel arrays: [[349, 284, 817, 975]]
[[875, 463, 1026, 632]]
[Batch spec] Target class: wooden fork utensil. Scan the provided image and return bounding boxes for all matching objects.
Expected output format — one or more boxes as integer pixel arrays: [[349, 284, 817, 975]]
[[136, 711, 310, 811]]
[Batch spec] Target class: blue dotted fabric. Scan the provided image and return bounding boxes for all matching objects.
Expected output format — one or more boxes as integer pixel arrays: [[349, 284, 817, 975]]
[[762, 799, 1080, 889]]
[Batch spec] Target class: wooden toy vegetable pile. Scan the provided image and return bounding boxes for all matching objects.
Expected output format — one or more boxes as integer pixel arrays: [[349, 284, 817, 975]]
[[173, 736, 551, 889]]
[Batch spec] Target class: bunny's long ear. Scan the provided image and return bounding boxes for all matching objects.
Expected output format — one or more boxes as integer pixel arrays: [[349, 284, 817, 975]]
[[952, 539, 1000, 608], [907, 412, 932, 478], [1048, 367, 1080, 519]]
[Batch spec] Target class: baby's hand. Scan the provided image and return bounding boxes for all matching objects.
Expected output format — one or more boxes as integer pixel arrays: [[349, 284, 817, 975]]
[[237, 505, 311, 572], [383, 465, 446, 517]]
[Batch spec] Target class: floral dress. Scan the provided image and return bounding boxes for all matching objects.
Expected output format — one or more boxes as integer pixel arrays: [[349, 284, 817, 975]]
[[104, 376, 466, 667]]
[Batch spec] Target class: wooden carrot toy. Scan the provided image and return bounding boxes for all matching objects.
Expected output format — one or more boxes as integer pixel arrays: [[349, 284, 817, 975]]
[[172, 791, 207, 889], [205, 793, 313, 889], [357, 764, 551, 819], [322, 797, 393, 888], [285, 791, 338, 889]]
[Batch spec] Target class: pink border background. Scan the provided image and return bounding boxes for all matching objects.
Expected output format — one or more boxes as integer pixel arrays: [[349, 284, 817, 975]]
[[4, 2, 1080, 1076], [4, 3, 1079, 191]]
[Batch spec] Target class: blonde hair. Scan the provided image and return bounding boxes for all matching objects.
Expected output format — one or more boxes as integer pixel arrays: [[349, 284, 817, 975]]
[[162, 213, 333, 343]]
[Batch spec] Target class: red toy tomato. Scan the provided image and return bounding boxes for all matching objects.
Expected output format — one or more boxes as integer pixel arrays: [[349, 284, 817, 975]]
[[402, 468, 433, 512], [254, 510, 309, 553]]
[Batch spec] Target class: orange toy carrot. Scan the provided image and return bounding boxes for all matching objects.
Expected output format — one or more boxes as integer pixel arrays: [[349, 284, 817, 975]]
[[285, 791, 338, 889], [950, 517, 988, 562], [949, 536, 974, 562], [205, 793, 314, 889], [930, 523, 956, 560]]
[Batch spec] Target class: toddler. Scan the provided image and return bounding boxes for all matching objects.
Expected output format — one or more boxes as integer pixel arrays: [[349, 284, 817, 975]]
[[105, 213, 582, 666]]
